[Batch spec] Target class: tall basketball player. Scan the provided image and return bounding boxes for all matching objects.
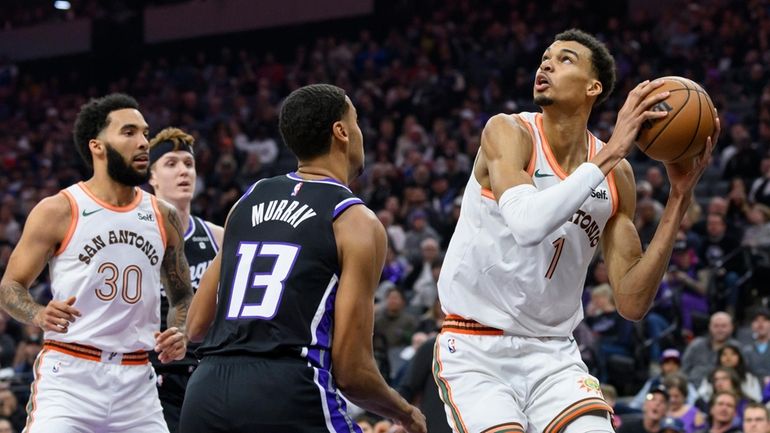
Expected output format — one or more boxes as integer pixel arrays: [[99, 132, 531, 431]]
[[0, 94, 193, 433], [434, 29, 720, 433], [147, 127, 223, 433], [179, 84, 426, 433]]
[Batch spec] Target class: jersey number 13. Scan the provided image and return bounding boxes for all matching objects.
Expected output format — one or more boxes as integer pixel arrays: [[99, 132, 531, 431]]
[[226, 242, 301, 320]]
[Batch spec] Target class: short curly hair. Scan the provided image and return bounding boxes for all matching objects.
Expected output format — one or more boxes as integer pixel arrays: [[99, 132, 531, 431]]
[[279, 84, 349, 161], [72, 93, 139, 168], [555, 29, 617, 105]]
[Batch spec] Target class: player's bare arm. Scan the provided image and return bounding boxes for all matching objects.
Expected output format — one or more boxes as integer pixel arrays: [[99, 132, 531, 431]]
[[156, 200, 193, 362], [602, 119, 717, 321], [331, 205, 426, 433], [478, 113, 534, 197], [0, 194, 81, 332], [186, 251, 221, 342]]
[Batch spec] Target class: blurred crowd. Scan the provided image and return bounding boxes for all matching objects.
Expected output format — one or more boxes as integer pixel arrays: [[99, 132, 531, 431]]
[[1, 0, 770, 431]]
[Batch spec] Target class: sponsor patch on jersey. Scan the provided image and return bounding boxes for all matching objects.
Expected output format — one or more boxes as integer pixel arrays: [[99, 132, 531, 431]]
[[137, 211, 155, 222], [590, 188, 608, 200]]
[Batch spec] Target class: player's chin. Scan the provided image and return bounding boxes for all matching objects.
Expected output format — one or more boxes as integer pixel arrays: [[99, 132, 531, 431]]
[[174, 188, 194, 200], [533, 94, 555, 107]]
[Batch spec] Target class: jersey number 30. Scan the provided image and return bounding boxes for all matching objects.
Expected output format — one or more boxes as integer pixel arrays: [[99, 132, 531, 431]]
[[226, 242, 300, 319]]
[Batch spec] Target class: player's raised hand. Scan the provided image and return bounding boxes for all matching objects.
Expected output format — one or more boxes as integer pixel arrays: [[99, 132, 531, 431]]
[[33, 295, 81, 333], [607, 79, 670, 156], [155, 327, 187, 363], [664, 111, 720, 197]]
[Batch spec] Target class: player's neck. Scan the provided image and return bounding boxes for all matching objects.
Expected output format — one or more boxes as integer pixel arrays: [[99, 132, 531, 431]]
[[295, 158, 350, 185], [83, 174, 138, 207], [541, 107, 590, 170]]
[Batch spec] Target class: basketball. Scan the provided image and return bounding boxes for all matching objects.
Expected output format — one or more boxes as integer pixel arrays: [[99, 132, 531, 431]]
[[635, 76, 716, 163]]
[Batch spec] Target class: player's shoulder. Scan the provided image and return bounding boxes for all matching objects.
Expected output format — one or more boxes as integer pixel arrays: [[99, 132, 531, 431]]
[[481, 113, 534, 161], [31, 191, 72, 220], [333, 203, 384, 239], [203, 220, 224, 243], [484, 112, 531, 135], [152, 196, 182, 222], [22, 192, 73, 243]]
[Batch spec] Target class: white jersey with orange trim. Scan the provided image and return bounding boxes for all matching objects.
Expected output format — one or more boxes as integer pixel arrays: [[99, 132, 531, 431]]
[[47, 182, 167, 352], [438, 111, 618, 337]]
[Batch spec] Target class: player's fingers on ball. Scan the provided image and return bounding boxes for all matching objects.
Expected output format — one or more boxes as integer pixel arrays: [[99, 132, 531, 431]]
[[641, 110, 668, 122]]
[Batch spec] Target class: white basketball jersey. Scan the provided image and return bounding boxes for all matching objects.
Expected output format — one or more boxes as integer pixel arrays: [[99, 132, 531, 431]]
[[47, 182, 166, 352], [438, 112, 618, 337]]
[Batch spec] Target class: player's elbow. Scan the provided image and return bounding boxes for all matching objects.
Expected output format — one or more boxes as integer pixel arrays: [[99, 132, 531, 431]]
[[616, 303, 646, 322], [334, 365, 366, 396], [332, 352, 371, 396]]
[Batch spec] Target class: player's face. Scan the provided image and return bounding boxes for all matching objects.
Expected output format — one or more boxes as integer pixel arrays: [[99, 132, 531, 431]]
[[342, 97, 365, 177], [150, 150, 196, 203], [534, 40, 599, 107], [99, 109, 151, 186]]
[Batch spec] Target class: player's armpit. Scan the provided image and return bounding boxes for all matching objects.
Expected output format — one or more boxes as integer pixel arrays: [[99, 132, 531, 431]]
[[159, 202, 193, 330], [0, 194, 71, 326], [186, 251, 221, 342]]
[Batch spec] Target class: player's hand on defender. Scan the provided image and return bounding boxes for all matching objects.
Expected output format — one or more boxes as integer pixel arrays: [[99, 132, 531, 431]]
[[664, 110, 720, 196], [33, 295, 81, 333], [606, 79, 671, 157], [392, 405, 427, 433], [154, 326, 187, 363]]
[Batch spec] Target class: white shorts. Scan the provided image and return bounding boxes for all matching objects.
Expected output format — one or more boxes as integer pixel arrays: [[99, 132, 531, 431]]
[[23, 344, 168, 433], [433, 316, 612, 433]]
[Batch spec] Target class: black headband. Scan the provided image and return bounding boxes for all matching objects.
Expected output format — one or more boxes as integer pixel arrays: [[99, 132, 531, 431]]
[[149, 140, 194, 165]]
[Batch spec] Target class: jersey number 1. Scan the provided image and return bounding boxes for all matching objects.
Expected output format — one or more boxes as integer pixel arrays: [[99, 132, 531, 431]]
[[545, 237, 565, 279], [226, 242, 300, 319]]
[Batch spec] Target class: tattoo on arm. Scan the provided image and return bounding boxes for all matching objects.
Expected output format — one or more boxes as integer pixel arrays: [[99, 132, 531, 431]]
[[161, 209, 193, 330], [0, 281, 43, 326]]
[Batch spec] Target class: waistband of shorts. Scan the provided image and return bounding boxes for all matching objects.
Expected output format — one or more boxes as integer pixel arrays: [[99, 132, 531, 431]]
[[200, 352, 306, 365], [44, 340, 149, 365], [441, 315, 504, 336]]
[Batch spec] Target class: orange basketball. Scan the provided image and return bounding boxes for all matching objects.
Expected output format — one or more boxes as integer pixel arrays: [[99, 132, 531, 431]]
[[635, 76, 716, 163]]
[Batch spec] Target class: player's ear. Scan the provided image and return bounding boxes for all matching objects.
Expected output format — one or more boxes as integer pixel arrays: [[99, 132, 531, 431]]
[[332, 120, 349, 143], [89, 138, 105, 157], [587, 79, 602, 99]]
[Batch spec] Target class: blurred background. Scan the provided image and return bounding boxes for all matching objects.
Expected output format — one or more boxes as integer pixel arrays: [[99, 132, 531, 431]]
[[1, 0, 769, 431]]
